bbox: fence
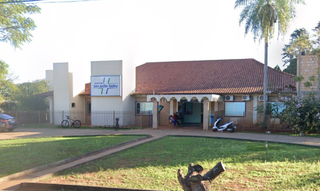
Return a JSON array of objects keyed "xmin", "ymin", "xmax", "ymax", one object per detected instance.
[
  {"xmin": 1, "ymin": 110, "xmax": 292, "ymax": 132},
  {"xmin": 3, "ymin": 111, "xmax": 51, "ymax": 125}
]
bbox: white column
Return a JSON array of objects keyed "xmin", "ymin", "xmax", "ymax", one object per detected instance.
[
  {"xmin": 203, "ymin": 99, "xmax": 210, "ymax": 131},
  {"xmin": 175, "ymin": 100, "xmax": 179, "ymax": 113},
  {"xmin": 214, "ymin": 101, "xmax": 218, "ymax": 111},
  {"xmin": 170, "ymin": 99, "xmax": 174, "ymax": 115},
  {"xmin": 152, "ymin": 99, "xmax": 158, "ymax": 129},
  {"xmin": 208, "ymin": 101, "xmax": 212, "ymax": 126},
  {"xmin": 253, "ymin": 95, "xmax": 258, "ymax": 124}
]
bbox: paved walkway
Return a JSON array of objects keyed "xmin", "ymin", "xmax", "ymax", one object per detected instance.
[{"xmin": 1, "ymin": 127, "xmax": 320, "ymax": 190}]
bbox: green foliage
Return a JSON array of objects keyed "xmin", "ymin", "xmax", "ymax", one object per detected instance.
[
  {"xmin": 274, "ymin": 65, "xmax": 281, "ymax": 71},
  {"xmin": 280, "ymin": 93, "xmax": 320, "ymax": 134},
  {"xmin": 286, "ymin": 28, "xmax": 312, "ymax": 56},
  {"xmin": 283, "ymin": 58, "xmax": 297, "ymax": 75},
  {"xmin": 0, "ymin": 1, "xmax": 41, "ymax": 103},
  {"xmin": 255, "ymin": 102, "xmax": 283, "ymax": 128},
  {"xmin": 0, "ymin": 101, "xmax": 18, "ymax": 112},
  {"xmin": 283, "ymin": 22, "xmax": 320, "ymax": 71},
  {"xmin": 235, "ymin": 0, "xmax": 304, "ymax": 127},
  {"xmin": 47, "ymin": 137, "xmax": 320, "ymax": 190},
  {"xmin": 235, "ymin": 0, "xmax": 304, "ymax": 42},
  {"xmin": 0, "ymin": 135, "xmax": 144, "ymax": 178},
  {"xmin": 0, "ymin": 1, "xmax": 41, "ymax": 49},
  {"xmin": 14, "ymin": 79, "xmax": 49, "ymax": 111},
  {"xmin": 0, "ymin": 60, "xmax": 9, "ymax": 80},
  {"xmin": 0, "ymin": 60, "xmax": 17, "ymax": 101},
  {"xmin": 278, "ymin": 74, "xmax": 320, "ymax": 134},
  {"xmin": 293, "ymin": 75, "xmax": 304, "ymax": 82},
  {"xmin": 312, "ymin": 21, "xmax": 320, "ymax": 51}
]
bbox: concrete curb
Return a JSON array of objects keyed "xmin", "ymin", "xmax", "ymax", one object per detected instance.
[
  {"xmin": 19, "ymin": 182, "xmax": 160, "ymax": 191},
  {"xmin": 0, "ymin": 134, "xmax": 152, "ymax": 183}
]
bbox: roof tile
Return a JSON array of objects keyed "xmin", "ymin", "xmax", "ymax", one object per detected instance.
[{"xmin": 134, "ymin": 59, "xmax": 295, "ymax": 94}]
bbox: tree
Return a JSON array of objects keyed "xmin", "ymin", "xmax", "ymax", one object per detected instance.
[
  {"xmin": 280, "ymin": 76, "xmax": 320, "ymax": 135},
  {"xmin": 311, "ymin": 21, "xmax": 320, "ymax": 54},
  {"xmin": 14, "ymin": 79, "xmax": 49, "ymax": 111},
  {"xmin": 235, "ymin": 0, "xmax": 304, "ymax": 128},
  {"xmin": 274, "ymin": 65, "xmax": 281, "ymax": 71},
  {"xmin": 0, "ymin": 1, "xmax": 41, "ymax": 49},
  {"xmin": 0, "ymin": 1, "xmax": 41, "ymax": 102},
  {"xmin": 285, "ymin": 28, "xmax": 312, "ymax": 97},
  {"xmin": 283, "ymin": 58, "xmax": 296, "ymax": 75},
  {"xmin": 0, "ymin": 60, "xmax": 17, "ymax": 101}
]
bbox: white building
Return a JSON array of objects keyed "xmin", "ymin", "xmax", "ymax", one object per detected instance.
[
  {"xmin": 45, "ymin": 59, "xmax": 295, "ymax": 131},
  {"xmin": 46, "ymin": 60, "xmax": 135, "ymax": 127}
]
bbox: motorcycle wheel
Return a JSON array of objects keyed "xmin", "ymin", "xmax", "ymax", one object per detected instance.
[
  {"xmin": 212, "ymin": 128, "xmax": 217, "ymax": 132},
  {"xmin": 227, "ymin": 125, "xmax": 235, "ymax": 132}
]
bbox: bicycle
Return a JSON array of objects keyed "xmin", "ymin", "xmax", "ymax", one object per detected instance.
[
  {"xmin": 61, "ymin": 115, "xmax": 81, "ymax": 128},
  {"xmin": 115, "ymin": 117, "xmax": 119, "ymax": 131}
]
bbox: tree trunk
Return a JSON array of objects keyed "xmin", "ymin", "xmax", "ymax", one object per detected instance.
[
  {"xmin": 263, "ymin": 40, "xmax": 269, "ymax": 129},
  {"xmin": 177, "ymin": 162, "xmax": 225, "ymax": 191}
]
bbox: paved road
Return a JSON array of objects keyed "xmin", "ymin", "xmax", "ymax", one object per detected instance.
[
  {"xmin": 1, "ymin": 127, "xmax": 320, "ymax": 190},
  {"xmin": 1, "ymin": 127, "xmax": 320, "ymax": 147}
]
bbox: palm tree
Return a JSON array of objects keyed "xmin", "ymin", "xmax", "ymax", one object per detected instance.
[{"xmin": 235, "ymin": 0, "xmax": 304, "ymax": 128}]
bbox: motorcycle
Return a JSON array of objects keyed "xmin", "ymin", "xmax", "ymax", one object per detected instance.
[{"xmin": 212, "ymin": 117, "xmax": 236, "ymax": 132}]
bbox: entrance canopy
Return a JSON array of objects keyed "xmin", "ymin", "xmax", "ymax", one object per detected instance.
[{"xmin": 146, "ymin": 94, "xmax": 221, "ymax": 102}]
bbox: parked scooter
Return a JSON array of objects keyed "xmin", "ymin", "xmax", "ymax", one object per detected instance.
[{"xmin": 212, "ymin": 117, "xmax": 236, "ymax": 132}]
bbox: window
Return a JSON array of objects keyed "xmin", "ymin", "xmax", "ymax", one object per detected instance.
[
  {"xmin": 268, "ymin": 102, "xmax": 286, "ymax": 116},
  {"xmin": 225, "ymin": 102, "xmax": 245, "ymax": 116},
  {"xmin": 136, "ymin": 102, "xmax": 153, "ymax": 115}
]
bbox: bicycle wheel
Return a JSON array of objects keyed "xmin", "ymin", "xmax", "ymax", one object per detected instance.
[
  {"xmin": 61, "ymin": 120, "xmax": 69, "ymax": 128},
  {"xmin": 115, "ymin": 123, "xmax": 119, "ymax": 131},
  {"xmin": 73, "ymin": 120, "xmax": 81, "ymax": 128}
]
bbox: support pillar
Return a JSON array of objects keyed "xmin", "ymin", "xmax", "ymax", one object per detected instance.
[
  {"xmin": 203, "ymin": 99, "xmax": 210, "ymax": 131},
  {"xmin": 152, "ymin": 99, "xmax": 158, "ymax": 129},
  {"xmin": 214, "ymin": 101, "xmax": 218, "ymax": 112},
  {"xmin": 174, "ymin": 99, "xmax": 179, "ymax": 113},
  {"xmin": 170, "ymin": 99, "xmax": 174, "ymax": 115},
  {"xmin": 253, "ymin": 95, "xmax": 258, "ymax": 125}
]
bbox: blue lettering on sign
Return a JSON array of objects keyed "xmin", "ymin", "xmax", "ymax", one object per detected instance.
[{"xmin": 93, "ymin": 77, "xmax": 119, "ymax": 95}]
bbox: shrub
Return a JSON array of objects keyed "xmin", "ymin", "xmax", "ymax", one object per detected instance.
[{"xmin": 280, "ymin": 93, "xmax": 320, "ymax": 134}]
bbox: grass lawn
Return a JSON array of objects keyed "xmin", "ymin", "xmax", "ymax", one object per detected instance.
[
  {"xmin": 42, "ymin": 136, "xmax": 320, "ymax": 191},
  {"xmin": 0, "ymin": 135, "xmax": 144, "ymax": 178}
]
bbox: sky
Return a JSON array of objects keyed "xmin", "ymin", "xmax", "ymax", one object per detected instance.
[{"xmin": 1, "ymin": 0, "xmax": 319, "ymax": 94}]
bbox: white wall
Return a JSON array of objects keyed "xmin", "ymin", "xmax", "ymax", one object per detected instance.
[
  {"xmin": 46, "ymin": 96, "xmax": 53, "ymax": 124},
  {"xmin": 52, "ymin": 63, "xmax": 71, "ymax": 125},
  {"xmin": 122, "ymin": 60, "xmax": 135, "ymax": 112},
  {"xmin": 90, "ymin": 60, "xmax": 135, "ymax": 126},
  {"xmin": 45, "ymin": 62, "xmax": 87, "ymax": 125},
  {"xmin": 45, "ymin": 70, "xmax": 54, "ymax": 91}
]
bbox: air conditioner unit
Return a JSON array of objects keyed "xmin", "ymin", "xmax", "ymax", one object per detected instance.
[
  {"xmin": 242, "ymin": 95, "xmax": 250, "ymax": 101},
  {"xmin": 258, "ymin": 95, "xmax": 268, "ymax": 101},
  {"xmin": 225, "ymin": 95, "xmax": 234, "ymax": 101}
]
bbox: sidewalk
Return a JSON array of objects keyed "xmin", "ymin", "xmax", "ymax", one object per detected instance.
[{"xmin": 1, "ymin": 127, "xmax": 320, "ymax": 190}]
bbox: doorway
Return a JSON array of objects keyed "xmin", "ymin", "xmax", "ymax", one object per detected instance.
[
  {"xmin": 85, "ymin": 97, "xmax": 91, "ymax": 125},
  {"xmin": 178, "ymin": 101, "xmax": 202, "ymax": 125}
]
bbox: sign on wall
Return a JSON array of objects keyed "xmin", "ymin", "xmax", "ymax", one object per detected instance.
[{"xmin": 91, "ymin": 75, "xmax": 121, "ymax": 96}]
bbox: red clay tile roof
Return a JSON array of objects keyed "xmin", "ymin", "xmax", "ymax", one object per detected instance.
[
  {"xmin": 79, "ymin": 83, "xmax": 91, "ymax": 96},
  {"xmin": 134, "ymin": 59, "xmax": 295, "ymax": 95},
  {"xmin": 36, "ymin": 91, "xmax": 54, "ymax": 97}
]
